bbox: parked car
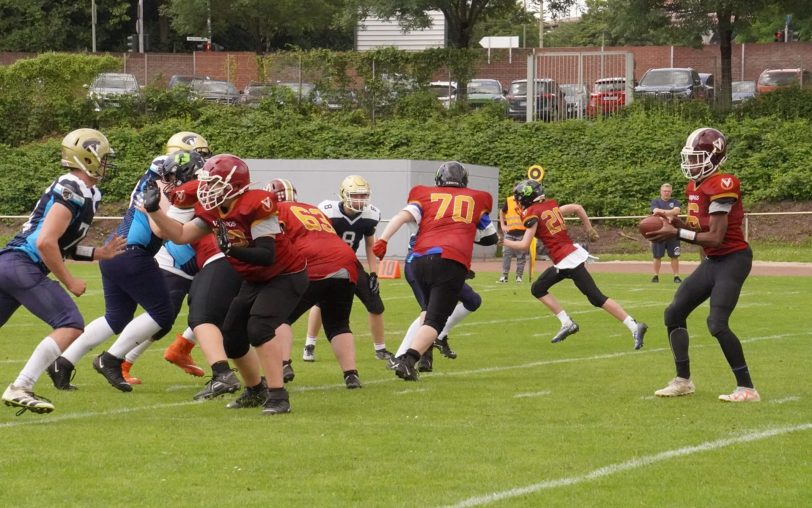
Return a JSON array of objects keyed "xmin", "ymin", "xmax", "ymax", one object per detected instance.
[
  {"xmin": 240, "ymin": 82, "xmax": 275, "ymax": 106},
  {"xmin": 506, "ymin": 79, "xmax": 565, "ymax": 121},
  {"xmin": 87, "ymin": 72, "xmax": 140, "ymax": 111},
  {"xmin": 634, "ymin": 67, "xmax": 706, "ymax": 101},
  {"xmin": 756, "ymin": 68, "xmax": 811, "ymax": 94},
  {"xmin": 167, "ymin": 75, "xmax": 210, "ymax": 89},
  {"xmin": 190, "ymin": 79, "xmax": 240, "ymax": 104},
  {"xmin": 586, "ymin": 77, "xmax": 627, "ymax": 118},
  {"xmin": 560, "ymin": 83, "xmax": 589, "ymax": 118},
  {"xmin": 731, "ymin": 80, "xmax": 756, "ymax": 104},
  {"xmin": 466, "ymin": 79, "xmax": 507, "ymax": 111},
  {"xmin": 699, "ymin": 73, "xmax": 715, "ymax": 102},
  {"xmin": 428, "ymin": 81, "xmax": 456, "ymax": 108}
]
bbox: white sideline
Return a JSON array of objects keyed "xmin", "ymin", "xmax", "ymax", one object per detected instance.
[{"xmin": 443, "ymin": 423, "xmax": 812, "ymax": 508}]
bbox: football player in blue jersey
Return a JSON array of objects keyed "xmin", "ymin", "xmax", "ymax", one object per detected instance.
[
  {"xmin": 1, "ymin": 128, "xmax": 124, "ymax": 414},
  {"xmin": 302, "ymin": 175, "xmax": 393, "ymax": 363},
  {"xmin": 47, "ymin": 149, "xmax": 198, "ymax": 393}
]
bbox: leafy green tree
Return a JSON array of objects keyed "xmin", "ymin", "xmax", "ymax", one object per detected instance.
[{"xmin": 0, "ymin": 0, "xmax": 130, "ymax": 52}]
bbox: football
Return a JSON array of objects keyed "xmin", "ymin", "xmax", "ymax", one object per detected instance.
[{"xmin": 638, "ymin": 215, "xmax": 666, "ymax": 236}]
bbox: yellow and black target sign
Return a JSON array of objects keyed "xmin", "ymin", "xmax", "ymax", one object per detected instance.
[{"xmin": 527, "ymin": 164, "xmax": 545, "ymax": 182}]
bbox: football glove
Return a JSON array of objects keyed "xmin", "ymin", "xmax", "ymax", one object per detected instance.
[
  {"xmin": 466, "ymin": 270, "xmax": 476, "ymax": 280},
  {"xmin": 142, "ymin": 181, "xmax": 162, "ymax": 213},
  {"xmin": 372, "ymin": 239, "xmax": 387, "ymax": 259},
  {"xmin": 587, "ymin": 227, "xmax": 600, "ymax": 242},
  {"xmin": 215, "ymin": 219, "xmax": 232, "ymax": 254},
  {"xmin": 368, "ymin": 272, "xmax": 380, "ymax": 295}
]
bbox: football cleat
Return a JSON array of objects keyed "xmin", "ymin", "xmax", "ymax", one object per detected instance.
[
  {"xmin": 633, "ymin": 322, "xmax": 648, "ymax": 350},
  {"xmin": 262, "ymin": 389, "xmax": 291, "ymax": 415},
  {"xmin": 164, "ymin": 335, "xmax": 204, "ymax": 377},
  {"xmin": 3, "ymin": 384, "xmax": 55, "ymax": 415},
  {"xmin": 121, "ymin": 360, "xmax": 142, "ymax": 385},
  {"xmin": 417, "ymin": 349, "xmax": 433, "ymax": 373},
  {"xmin": 226, "ymin": 379, "xmax": 268, "ymax": 409},
  {"xmin": 393, "ymin": 356, "xmax": 419, "ymax": 381},
  {"xmin": 432, "ymin": 337, "xmax": 457, "ymax": 359},
  {"xmin": 655, "ymin": 377, "xmax": 695, "ymax": 397},
  {"xmin": 283, "ymin": 362, "xmax": 295, "ymax": 383},
  {"xmin": 551, "ymin": 322, "xmax": 579, "ymax": 343},
  {"xmin": 344, "ymin": 373, "xmax": 362, "ymax": 389},
  {"xmin": 651, "ymin": 275, "xmax": 659, "ymax": 283},
  {"xmin": 302, "ymin": 344, "xmax": 316, "ymax": 362},
  {"xmin": 674, "ymin": 276, "xmax": 682, "ymax": 283},
  {"xmin": 193, "ymin": 370, "xmax": 241, "ymax": 400},
  {"xmin": 374, "ymin": 348, "xmax": 394, "ymax": 361},
  {"xmin": 719, "ymin": 387, "xmax": 761, "ymax": 403},
  {"xmin": 47, "ymin": 356, "xmax": 78, "ymax": 391},
  {"xmin": 497, "ymin": 276, "xmax": 508, "ymax": 283},
  {"xmin": 515, "ymin": 276, "xmax": 523, "ymax": 283},
  {"xmin": 93, "ymin": 352, "xmax": 132, "ymax": 392}
]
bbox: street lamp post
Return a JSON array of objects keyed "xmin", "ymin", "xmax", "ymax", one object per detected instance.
[{"xmin": 91, "ymin": 0, "xmax": 97, "ymax": 52}]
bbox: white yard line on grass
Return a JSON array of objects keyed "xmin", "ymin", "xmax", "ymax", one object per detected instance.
[
  {"xmin": 513, "ymin": 390, "xmax": 551, "ymax": 398},
  {"xmin": 443, "ymin": 423, "xmax": 812, "ymax": 508}
]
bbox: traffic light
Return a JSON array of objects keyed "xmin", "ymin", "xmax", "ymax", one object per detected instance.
[{"xmin": 127, "ymin": 34, "xmax": 135, "ymax": 52}]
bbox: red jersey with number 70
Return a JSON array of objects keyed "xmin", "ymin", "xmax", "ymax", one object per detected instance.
[
  {"xmin": 407, "ymin": 185, "xmax": 493, "ymax": 269},
  {"xmin": 685, "ymin": 172, "xmax": 748, "ymax": 257},
  {"xmin": 522, "ymin": 199, "xmax": 577, "ymax": 264},
  {"xmin": 276, "ymin": 201, "xmax": 358, "ymax": 283},
  {"xmin": 194, "ymin": 189, "xmax": 305, "ymax": 283}
]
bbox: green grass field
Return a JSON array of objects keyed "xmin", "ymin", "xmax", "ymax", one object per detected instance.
[{"xmin": 2, "ymin": 265, "xmax": 810, "ymax": 507}]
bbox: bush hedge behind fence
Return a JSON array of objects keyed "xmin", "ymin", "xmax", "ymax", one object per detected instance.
[{"xmin": 0, "ymin": 54, "xmax": 811, "ymax": 217}]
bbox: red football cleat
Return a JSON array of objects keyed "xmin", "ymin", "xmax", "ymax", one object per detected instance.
[{"xmin": 121, "ymin": 360, "xmax": 142, "ymax": 385}]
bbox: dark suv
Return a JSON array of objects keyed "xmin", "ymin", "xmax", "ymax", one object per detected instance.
[
  {"xmin": 634, "ymin": 68, "xmax": 707, "ymax": 101},
  {"xmin": 507, "ymin": 79, "xmax": 565, "ymax": 121}
]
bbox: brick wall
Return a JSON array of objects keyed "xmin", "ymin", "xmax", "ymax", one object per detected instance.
[{"xmin": 1, "ymin": 42, "xmax": 809, "ymax": 90}]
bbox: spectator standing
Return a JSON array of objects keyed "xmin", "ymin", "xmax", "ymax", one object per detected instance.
[
  {"xmin": 650, "ymin": 183, "xmax": 682, "ymax": 283},
  {"xmin": 498, "ymin": 194, "xmax": 529, "ymax": 283}
]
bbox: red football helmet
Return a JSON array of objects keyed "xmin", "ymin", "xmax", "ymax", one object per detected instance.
[
  {"xmin": 196, "ymin": 154, "xmax": 251, "ymax": 210},
  {"xmin": 264, "ymin": 178, "xmax": 297, "ymax": 202},
  {"xmin": 680, "ymin": 127, "xmax": 727, "ymax": 181}
]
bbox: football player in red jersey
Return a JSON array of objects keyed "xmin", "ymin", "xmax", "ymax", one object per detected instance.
[
  {"xmin": 142, "ymin": 154, "xmax": 308, "ymax": 415},
  {"xmin": 504, "ymin": 179, "xmax": 648, "ymax": 350},
  {"xmin": 373, "ymin": 161, "xmax": 497, "ymax": 381},
  {"xmin": 647, "ymin": 127, "xmax": 759, "ymax": 402},
  {"xmin": 261, "ymin": 179, "xmax": 364, "ymax": 392}
]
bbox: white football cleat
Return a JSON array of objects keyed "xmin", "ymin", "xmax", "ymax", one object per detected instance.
[
  {"xmin": 654, "ymin": 377, "xmax": 695, "ymax": 397},
  {"xmin": 3, "ymin": 384, "xmax": 55, "ymax": 414},
  {"xmin": 719, "ymin": 387, "xmax": 760, "ymax": 402}
]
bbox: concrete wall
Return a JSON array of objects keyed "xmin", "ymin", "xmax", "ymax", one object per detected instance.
[{"xmin": 245, "ymin": 159, "xmax": 500, "ymax": 260}]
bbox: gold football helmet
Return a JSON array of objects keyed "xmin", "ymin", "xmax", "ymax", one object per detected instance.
[
  {"xmin": 60, "ymin": 128, "xmax": 114, "ymax": 180},
  {"xmin": 339, "ymin": 175, "xmax": 371, "ymax": 213},
  {"xmin": 165, "ymin": 131, "xmax": 211, "ymax": 158}
]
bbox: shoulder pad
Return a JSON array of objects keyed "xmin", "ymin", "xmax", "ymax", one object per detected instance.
[{"xmin": 360, "ymin": 206, "xmax": 381, "ymax": 221}]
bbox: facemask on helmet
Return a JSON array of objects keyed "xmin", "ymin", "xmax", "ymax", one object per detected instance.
[
  {"xmin": 435, "ymin": 161, "xmax": 468, "ymax": 188},
  {"xmin": 166, "ymin": 131, "xmax": 211, "ymax": 159},
  {"xmin": 680, "ymin": 127, "xmax": 727, "ymax": 181},
  {"xmin": 265, "ymin": 178, "xmax": 297, "ymax": 202},
  {"xmin": 196, "ymin": 154, "xmax": 251, "ymax": 210},
  {"xmin": 339, "ymin": 175, "xmax": 371, "ymax": 213},
  {"xmin": 61, "ymin": 128, "xmax": 115, "ymax": 180}
]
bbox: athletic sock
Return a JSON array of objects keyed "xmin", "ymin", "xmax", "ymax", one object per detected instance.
[
  {"xmin": 14, "ymin": 336, "xmax": 62, "ymax": 390},
  {"xmin": 732, "ymin": 365, "xmax": 754, "ymax": 389},
  {"xmin": 622, "ymin": 316, "xmax": 638, "ymax": 333},
  {"xmin": 125, "ymin": 338, "xmax": 155, "ymax": 364},
  {"xmin": 108, "ymin": 313, "xmax": 162, "ymax": 359},
  {"xmin": 396, "ymin": 316, "xmax": 422, "ymax": 357},
  {"xmin": 62, "ymin": 317, "xmax": 115, "ymax": 365},
  {"xmin": 211, "ymin": 360, "xmax": 231, "ymax": 376},
  {"xmin": 669, "ymin": 327, "xmax": 691, "ymax": 379},
  {"xmin": 305, "ymin": 336, "xmax": 318, "ymax": 347},
  {"xmin": 556, "ymin": 311, "xmax": 573, "ymax": 327},
  {"xmin": 439, "ymin": 302, "xmax": 471, "ymax": 339}
]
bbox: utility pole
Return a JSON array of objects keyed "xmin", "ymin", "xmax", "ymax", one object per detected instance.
[
  {"xmin": 137, "ymin": 0, "xmax": 144, "ymax": 53},
  {"xmin": 91, "ymin": 0, "xmax": 97, "ymax": 52},
  {"xmin": 538, "ymin": 0, "xmax": 544, "ymax": 48},
  {"xmin": 207, "ymin": 0, "xmax": 213, "ymax": 50}
]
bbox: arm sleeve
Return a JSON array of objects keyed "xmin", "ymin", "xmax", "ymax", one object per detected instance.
[{"xmin": 227, "ymin": 236, "xmax": 276, "ymax": 265}]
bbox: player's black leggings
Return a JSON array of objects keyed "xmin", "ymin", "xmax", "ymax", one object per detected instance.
[
  {"xmin": 664, "ymin": 247, "xmax": 752, "ymax": 372},
  {"xmin": 531, "ymin": 263, "xmax": 608, "ymax": 308}
]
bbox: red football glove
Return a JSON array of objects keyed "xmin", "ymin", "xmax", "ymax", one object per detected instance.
[{"xmin": 372, "ymin": 239, "xmax": 388, "ymax": 259}]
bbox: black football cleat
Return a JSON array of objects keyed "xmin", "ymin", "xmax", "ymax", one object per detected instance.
[
  {"xmin": 282, "ymin": 362, "xmax": 295, "ymax": 383},
  {"xmin": 393, "ymin": 356, "xmax": 419, "ymax": 381},
  {"xmin": 47, "ymin": 356, "xmax": 78, "ymax": 391},
  {"xmin": 344, "ymin": 373, "xmax": 362, "ymax": 389},
  {"xmin": 226, "ymin": 379, "xmax": 268, "ymax": 409},
  {"xmin": 92, "ymin": 352, "xmax": 132, "ymax": 392},
  {"xmin": 193, "ymin": 370, "xmax": 241, "ymax": 400},
  {"xmin": 432, "ymin": 337, "xmax": 457, "ymax": 359},
  {"xmin": 262, "ymin": 388, "xmax": 291, "ymax": 415},
  {"xmin": 417, "ymin": 349, "xmax": 433, "ymax": 373}
]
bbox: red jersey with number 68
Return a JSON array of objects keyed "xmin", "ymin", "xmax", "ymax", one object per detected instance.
[
  {"xmin": 276, "ymin": 201, "xmax": 358, "ymax": 283},
  {"xmin": 406, "ymin": 185, "xmax": 493, "ymax": 269},
  {"xmin": 685, "ymin": 172, "xmax": 748, "ymax": 257},
  {"xmin": 194, "ymin": 189, "xmax": 305, "ymax": 283},
  {"xmin": 522, "ymin": 199, "xmax": 577, "ymax": 264}
]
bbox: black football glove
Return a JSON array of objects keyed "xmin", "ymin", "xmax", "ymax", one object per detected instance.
[
  {"xmin": 142, "ymin": 181, "xmax": 162, "ymax": 213},
  {"xmin": 368, "ymin": 272, "xmax": 380, "ymax": 295},
  {"xmin": 466, "ymin": 269, "xmax": 476, "ymax": 280},
  {"xmin": 215, "ymin": 219, "xmax": 232, "ymax": 254}
]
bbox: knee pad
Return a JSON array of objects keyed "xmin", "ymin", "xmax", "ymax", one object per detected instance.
[
  {"xmin": 246, "ymin": 316, "xmax": 284, "ymax": 347},
  {"xmin": 462, "ymin": 291, "xmax": 482, "ymax": 312},
  {"xmin": 151, "ymin": 325, "xmax": 174, "ymax": 341},
  {"xmin": 422, "ymin": 317, "xmax": 444, "ymax": 335},
  {"xmin": 223, "ymin": 332, "xmax": 250, "ymax": 359},
  {"xmin": 530, "ymin": 278, "xmax": 550, "ymax": 298},
  {"xmin": 586, "ymin": 292, "xmax": 607, "ymax": 308},
  {"xmin": 706, "ymin": 315, "xmax": 730, "ymax": 338},
  {"xmin": 363, "ymin": 296, "xmax": 385, "ymax": 315},
  {"xmin": 324, "ymin": 323, "xmax": 352, "ymax": 341},
  {"xmin": 664, "ymin": 303, "xmax": 686, "ymax": 329}
]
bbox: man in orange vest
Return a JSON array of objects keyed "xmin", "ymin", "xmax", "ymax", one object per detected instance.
[{"xmin": 499, "ymin": 194, "xmax": 529, "ymax": 283}]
